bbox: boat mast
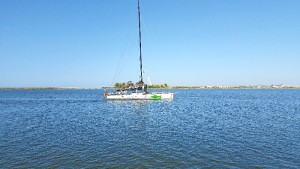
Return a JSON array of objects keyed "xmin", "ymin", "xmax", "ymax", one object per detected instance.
[{"xmin": 138, "ymin": 0, "xmax": 143, "ymax": 84}]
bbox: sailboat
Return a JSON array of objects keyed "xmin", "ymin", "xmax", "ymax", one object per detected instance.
[{"xmin": 104, "ymin": 0, "xmax": 173, "ymax": 100}]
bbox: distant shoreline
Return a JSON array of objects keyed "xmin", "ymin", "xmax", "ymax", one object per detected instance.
[
  {"xmin": 1, "ymin": 86, "xmax": 299, "ymax": 90},
  {"xmin": 0, "ymin": 87, "xmax": 85, "ymax": 90},
  {"xmin": 169, "ymin": 86, "xmax": 300, "ymax": 90}
]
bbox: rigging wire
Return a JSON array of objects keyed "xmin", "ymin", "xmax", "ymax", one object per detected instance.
[
  {"xmin": 111, "ymin": 29, "xmax": 136, "ymax": 87},
  {"xmin": 140, "ymin": 14, "xmax": 156, "ymax": 74},
  {"xmin": 141, "ymin": 15, "xmax": 155, "ymax": 55}
]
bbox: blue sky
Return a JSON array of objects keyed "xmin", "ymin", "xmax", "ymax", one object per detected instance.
[{"xmin": 1, "ymin": 0, "xmax": 299, "ymax": 88}]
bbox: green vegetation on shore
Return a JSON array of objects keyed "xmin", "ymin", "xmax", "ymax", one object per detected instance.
[
  {"xmin": 113, "ymin": 81, "xmax": 169, "ymax": 89},
  {"xmin": 148, "ymin": 83, "xmax": 168, "ymax": 89}
]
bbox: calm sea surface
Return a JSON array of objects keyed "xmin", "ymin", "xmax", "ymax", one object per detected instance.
[{"xmin": 0, "ymin": 89, "xmax": 299, "ymax": 168}]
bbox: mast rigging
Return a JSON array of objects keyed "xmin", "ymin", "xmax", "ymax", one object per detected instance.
[{"xmin": 138, "ymin": 0, "xmax": 143, "ymax": 84}]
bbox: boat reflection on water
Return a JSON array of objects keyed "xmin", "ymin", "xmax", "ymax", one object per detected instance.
[{"xmin": 105, "ymin": 98, "xmax": 173, "ymax": 106}]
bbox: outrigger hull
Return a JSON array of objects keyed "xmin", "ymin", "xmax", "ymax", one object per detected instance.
[{"xmin": 105, "ymin": 92, "xmax": 173, "ymax": 100}]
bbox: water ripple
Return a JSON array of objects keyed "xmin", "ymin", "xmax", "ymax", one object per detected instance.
[{"xmin": 0, "ymin": 89, "xmax": 300, "ymax": 168}]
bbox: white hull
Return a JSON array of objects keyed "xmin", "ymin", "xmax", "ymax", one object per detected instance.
[{"xmin": 105, "ymin": 92, "xmax": 173, "ymax": 100}]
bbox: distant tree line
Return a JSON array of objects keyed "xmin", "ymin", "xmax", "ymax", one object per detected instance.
[
  {"xmin": 148, "ymin": 83, "xmax": 168, "ymax": 88},
  {"xmin": 114, "ymin": 81, "xmax": 135, "ymax": 89},
  {"xmin": 114, "ymin": 81, "xmax": 169, "ymax": 89},
  {"xmin": 114, "ymin": 82, "xmax": 126, "ymax": 89}
]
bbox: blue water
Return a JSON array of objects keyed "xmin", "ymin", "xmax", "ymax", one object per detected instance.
[{"xmin": 0, "ymin": 89, "xmax": 299, "ymax": 168}]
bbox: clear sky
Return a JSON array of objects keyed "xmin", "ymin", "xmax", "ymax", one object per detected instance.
[{"xmin": 1, "ymin": 0, "xmax": 300, "ymax": 88}]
